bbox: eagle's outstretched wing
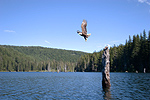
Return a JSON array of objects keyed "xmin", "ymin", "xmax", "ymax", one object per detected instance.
[{"xmin": 81, "ymin": 20, "xmax": 87, "ymax": 35}]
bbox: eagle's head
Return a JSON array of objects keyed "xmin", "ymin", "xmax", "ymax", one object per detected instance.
[
  {"xmin": 77, "ymin": 30, "xmax": 80, "ymax": 33},
  {"xmin": 77, "ymin": 30, "xmax": 82, "ymax": 35}
]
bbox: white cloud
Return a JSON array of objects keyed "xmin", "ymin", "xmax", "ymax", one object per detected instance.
[
  {"xmin": 138, "ymin": 0, "xmax": 150, "ymax": 5},
  {"xmin": 45, "ymin": 40, "xmax": 51, "ymax": 44},
  {"xmin": 138, "ymin": 0, "xmax": 147, "ymax": 3},
  {"xmin": 146, "ymin": 1, "xmax": 150, "ymax": 5},
  {"xmin": 4, "ymin": 30, "xmax": 16, "ymax": 33}
]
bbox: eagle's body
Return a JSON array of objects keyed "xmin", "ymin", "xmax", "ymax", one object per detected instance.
[{"xmin": 77, "ymin": 20, "xmax": 91, "ymax": 41}]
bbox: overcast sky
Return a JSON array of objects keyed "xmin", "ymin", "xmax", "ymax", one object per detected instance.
[{"xmin": 0, "ymin": 0, "xmax": 150, "ymax": 53}]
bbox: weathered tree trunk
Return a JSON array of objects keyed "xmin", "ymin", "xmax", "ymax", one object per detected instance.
[
  {"xmin": 48, "ymin": 62, "xmax": 51, "ymax": 72},
  {"xmin": 102, "ymin": 46, "xmax": 111, "ymax": 88}
]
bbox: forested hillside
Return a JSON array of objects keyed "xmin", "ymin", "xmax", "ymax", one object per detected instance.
[
  {"xmin": 75, "ymin": 30, "xmax": 150, "ymax": 73},
  {"xmin": 0, "ymin": 45, "xmax": 86, "ymax": 72},
  {"xmin": 1, "ymin": 30, "xmax": 150, "ymax": 72}
]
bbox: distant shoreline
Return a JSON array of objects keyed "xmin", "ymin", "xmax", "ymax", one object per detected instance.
[{"xmin": 0, "ymin": 71, "xmax": 149, "ymax": 73}]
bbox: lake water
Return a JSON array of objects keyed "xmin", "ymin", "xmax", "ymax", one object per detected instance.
[{"xmin": 0, "ymin": 72, "xmax": 150, "ymax": 100}]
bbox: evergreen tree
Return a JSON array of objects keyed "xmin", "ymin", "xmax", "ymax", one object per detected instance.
[
  {"xmin": 148, "ymin": 31, "xmax": 150, "ymax": 72},
  {"xmin": 75, "ymin": 30, "xmax": 150, "ymax": 73}
]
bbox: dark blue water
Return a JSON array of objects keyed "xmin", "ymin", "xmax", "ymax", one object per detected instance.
[{"xmin": 0, "ymin": 72, "xmax": 150, "ymax": 100}]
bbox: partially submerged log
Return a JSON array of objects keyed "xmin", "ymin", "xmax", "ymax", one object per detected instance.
[{"xmin": 102, "ymin": 46, "xmax": 111, "ymax": 88}]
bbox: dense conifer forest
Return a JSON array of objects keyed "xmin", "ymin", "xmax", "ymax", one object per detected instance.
[
  {"xmin": 0, "ymin": 45, "xmax": 86, "ymax": 72},
  {"xmin": 75, "ymin": 30, "xmax": 150, "ymax": 73},
  {"xmin": 1, "ymin": 30, "xmax": 150, "ymax": 73}
]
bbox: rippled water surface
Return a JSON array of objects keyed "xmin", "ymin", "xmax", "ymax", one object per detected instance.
[{"xmin": 0, "ymin": 72, "xmax": 150, "ymax": 99}]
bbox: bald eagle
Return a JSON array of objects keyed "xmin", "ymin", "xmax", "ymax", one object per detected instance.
[{"xmin": 77, "ymin": 20, "xmax": 91, "ymax": 41}]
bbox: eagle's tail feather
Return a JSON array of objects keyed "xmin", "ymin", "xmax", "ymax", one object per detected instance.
[{"xmin": 87, "ymin": 33, "xmax": 91, "ymax": 37}]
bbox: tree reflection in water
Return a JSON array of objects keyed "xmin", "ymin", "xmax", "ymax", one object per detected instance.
[{"xmin": 102, "ymin": 87, "xmax": 111, "ymax": 100}]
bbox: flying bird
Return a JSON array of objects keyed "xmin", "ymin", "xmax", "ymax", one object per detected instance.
[{"xmin": 77, "ymin": 20, "xmax": 91, "ymax": 41}]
